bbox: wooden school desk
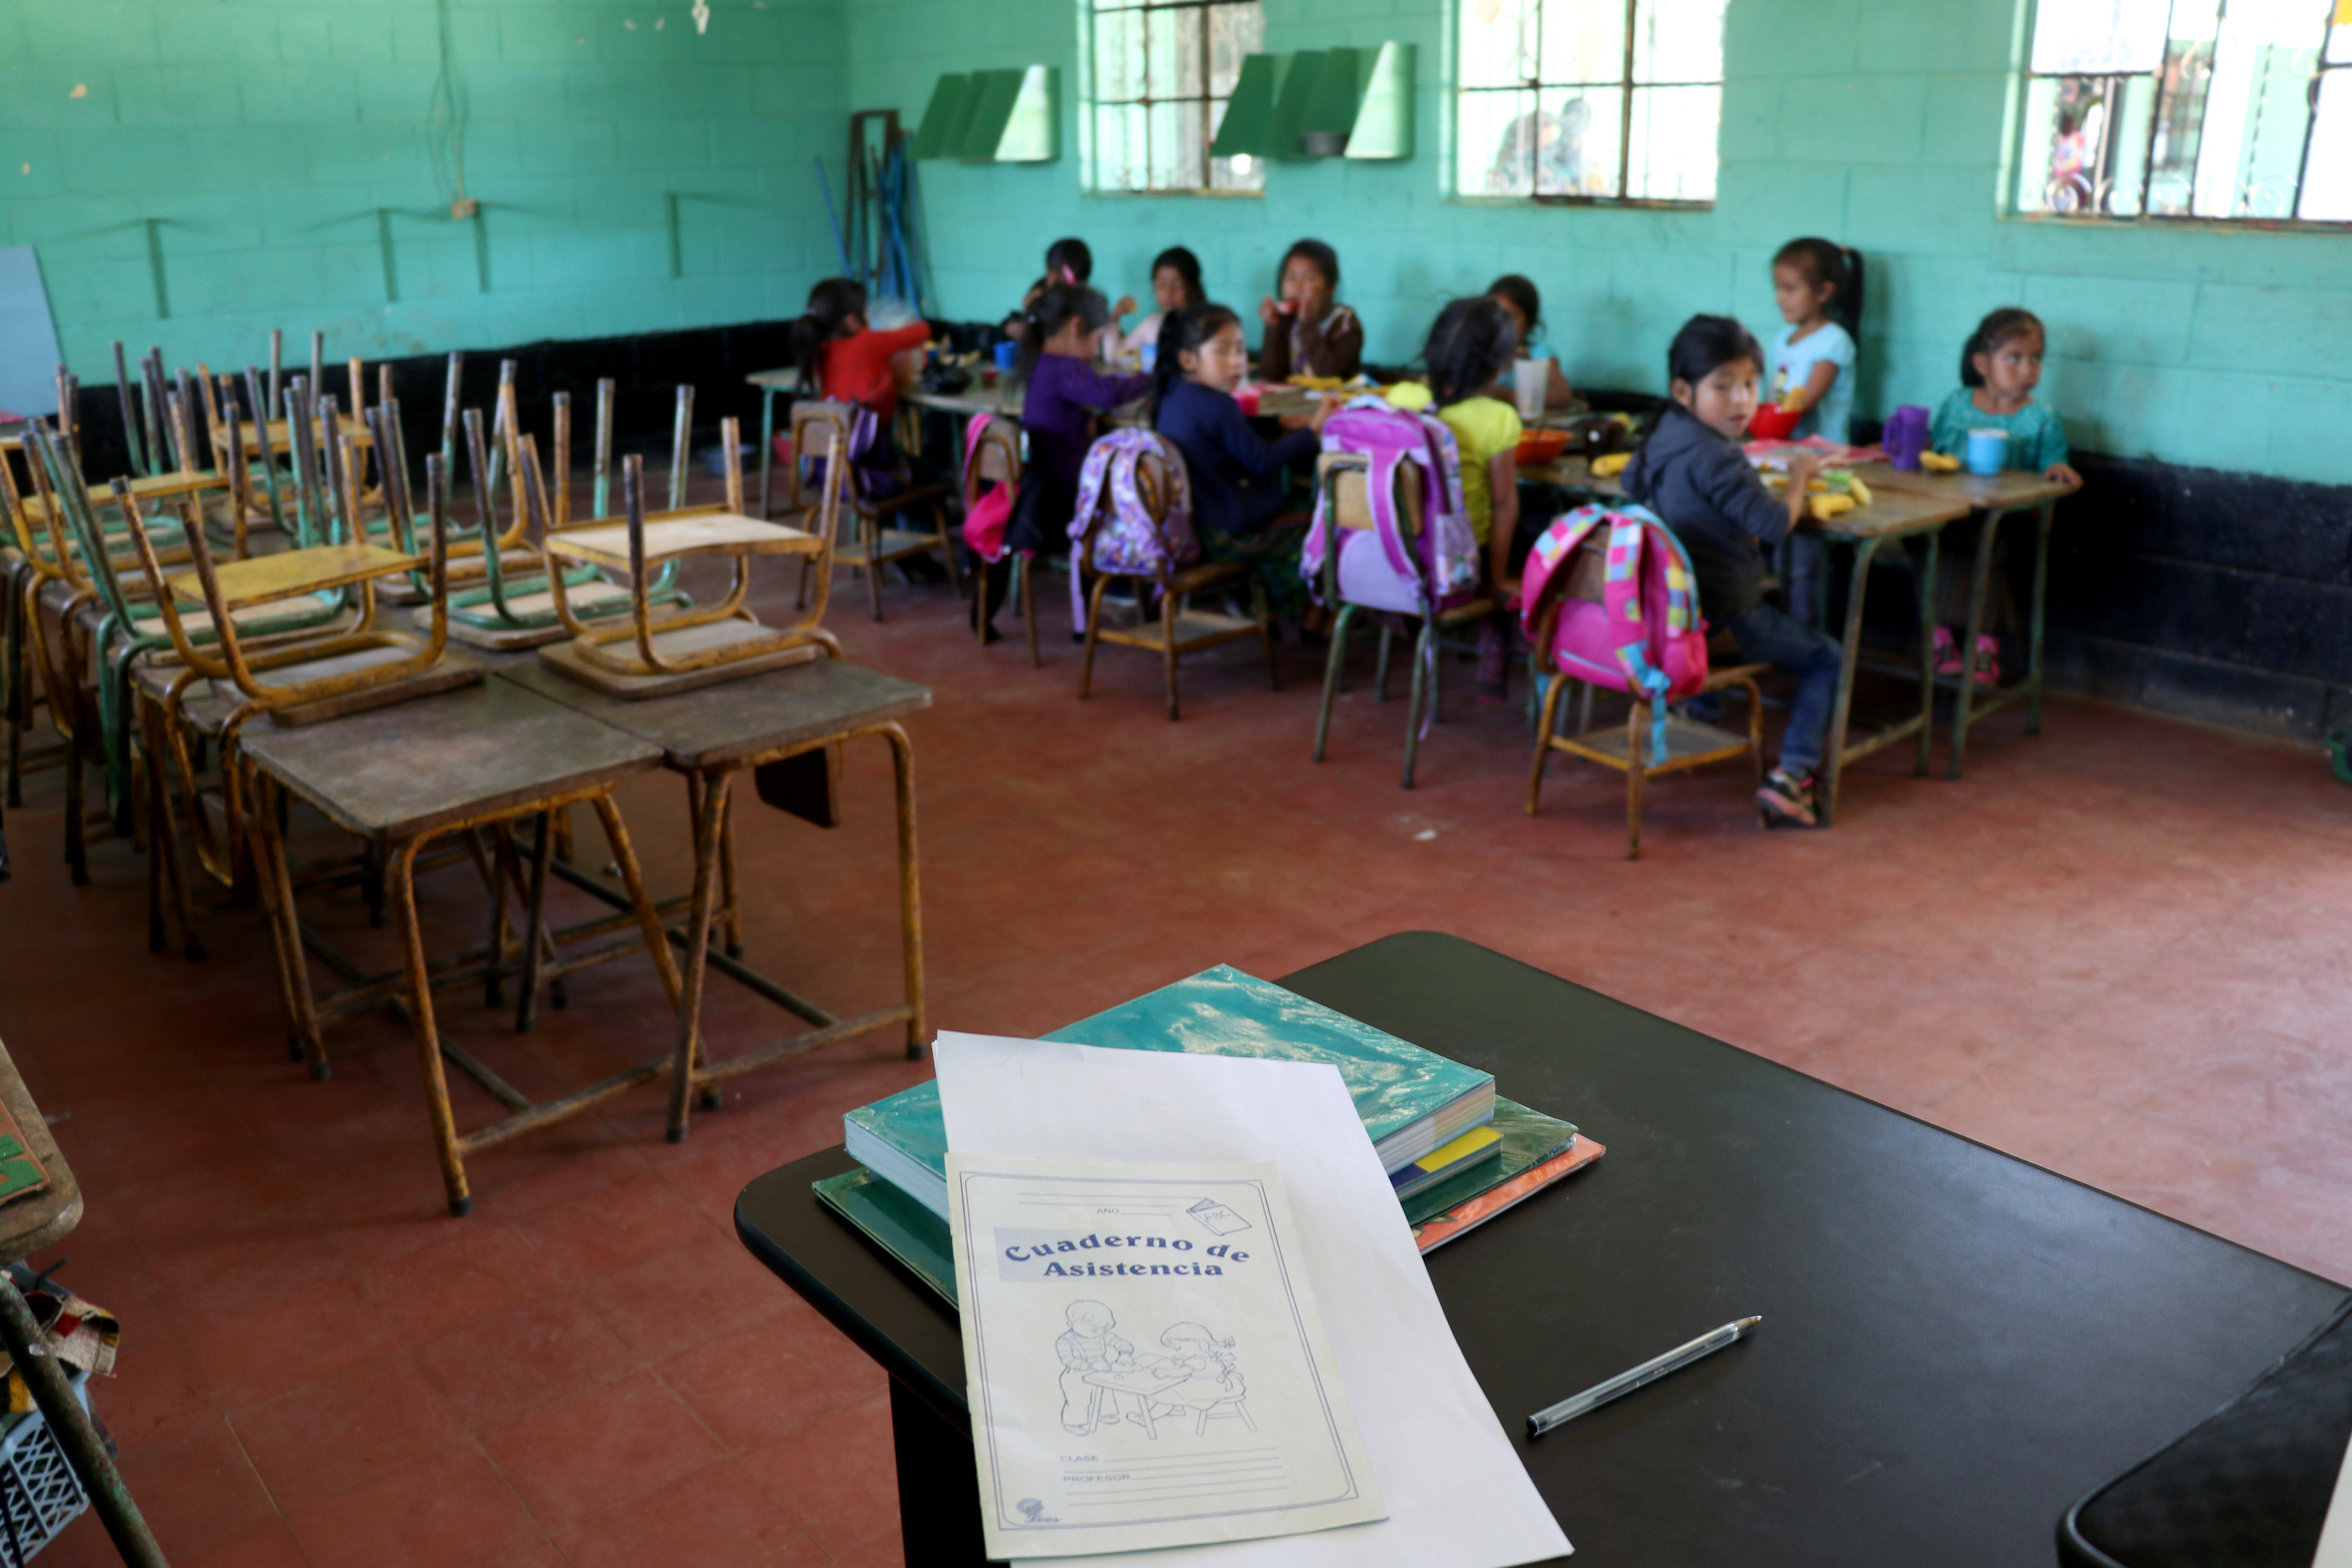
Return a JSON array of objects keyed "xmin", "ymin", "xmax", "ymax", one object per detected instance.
[
  {"xmin": 496, "ymin": 657, "xmax": 930, "ymax": 1143},
  {"xmin": 1517, "ymin": 457, "xmax": 1969, "ymax": 826},
  {"xmin": 237, "ymin": 678, "xmax": 682, "ymax": 1214},
  {"xmin": 735, "ymin": 932, "xmax": 2346, "ymax": 1567},
  {"xmin": 1853, "ymin": 463, "xmax": 2078, "ymax": 780}
]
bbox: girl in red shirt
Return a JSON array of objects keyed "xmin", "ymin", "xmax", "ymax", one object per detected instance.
[{"xmin": 790, "ymin": 278, "xmax": 931, "ymax": 422}]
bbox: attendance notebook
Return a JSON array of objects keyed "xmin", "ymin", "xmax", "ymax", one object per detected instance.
[
  {"xmin": 843, "ymin": 964, "xmax": 1496, "ymax": 1220},
  {"xmin": 819, "ymin": 1096, "xmax": 1595, "ymax": 1309}
]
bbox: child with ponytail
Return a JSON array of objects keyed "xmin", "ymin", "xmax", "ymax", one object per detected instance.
[{"xmin": 790, "ymin": 278, "xmax": 932, "ymax": 423}]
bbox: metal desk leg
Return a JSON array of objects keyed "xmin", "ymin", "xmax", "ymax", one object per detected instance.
[
  {"xmin": 0, "ymin": 1278, "xmax": 167, "ymax": 1568},
  {"xmin": 250, "ymin": 777, "xmax": 328, "ymax": 1078},
  {"xmin": 1915, "ymin": 529, "xmax": 1940, "ymax": 777},
  {"xmin": 757, "ymin": 387, "xmax": 778, "ymax": 521},
  {"xmin": 388, "ymin": 832, "xmax": 474, "ymax": 1216},
  {"xmin": 1949, "ymin": 506, "xmax": 2010, "ymax": 781},
  {"xmin": 885, "ymin": 722, "xmax": 926, "ymax": 1060},
  {"xmin": 666, "ymin": 771, "xmax": 733, "ymax": 1143},
  {"xmin": 2026, "ymin": 501, "xmax": 2055, "ymax": 736},
  {"xmin": 1817, "ymin": 536, "xmax": 1881, "ymax": 829}
]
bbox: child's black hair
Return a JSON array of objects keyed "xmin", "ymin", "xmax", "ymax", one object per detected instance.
[
  {"xmin": 1152, "ymin": 246, "xmax": 1206, "ymax": 306},
  {"xmin": 1960, "ymin": 307, "xmax": 2045, "ymax": 388},
  {"xmin": 1015, "ymin": 283, "xmax": 1111, "ymax": 382},
  {"xmin": 1665, "ymin": 313, "xmax": 1764, "ymax": 391},
  {"xmin": 1044, "ymin": 238, "xmax": 1093, "ymax": 287},
  {"xmin": 790, "ymin": 278, "xmax": 868, "ymax": 392},
  {"xmin": 1423, "ymin": 296, "xmax": 1519, "ymax": 407},
  {"xmin": 1486, "ymin": 274, "xmax": 1543, "ymax": 342},
  {"xmin": 1773, "ymin": 238, "xmax": 1864, "ymax": 337},
  {"xmin": 1150, "ymin": 301, "xmax": 1243, "ymax": 415},
  {"xmin": 1278, "ymin": 239, "xmax": 1340, "ymax": 297}
]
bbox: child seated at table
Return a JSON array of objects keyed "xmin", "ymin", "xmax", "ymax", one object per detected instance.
[
  {"xmin": 1256, "ymin": 240, "xmax": 1361, "ymax": 383},
  {"xmin": 790, "ymin": 277, "xmax": 931, "ymax": 424},
  {"xmin": 1120, "ymin": 246, "xmax": 1206, "ymax": 356},
  {"xmin": 975, "ymin": 285, "xmax": 1155, "ymax": 638},
  {"xmin": 1924, "ymin": 307, "xmax": 2083, "ymax": 687},
  {"xmin": 1154, "ymin": 302, "xmax": 1334, "ymax": 625},
  {"xmin": 1056, "ymin": 1300, "xmax": 1135, "ymax": 1433},
  {"xmin": 1765, "ymin": 239, "xmax": 1862, "ymax": 625},
  {"xmin": 1393, "ymin": 297, "xmax": 1523, "ymax": 697},
  {"xmin": 1622, "ymin": 315, "xmax": 1840, "ymax": 828},
  {"xmin": 1486, "ymin": 274, "xmax": 1575, "ymax": 410},
  {"xmin": 1004, "ymin": 238, "xmax": 1138, "ymax": 347}
]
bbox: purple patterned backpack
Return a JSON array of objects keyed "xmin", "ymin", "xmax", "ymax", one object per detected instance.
[{"xmin": 1067, "ymin": 430, "xmax": 1195, "ymax": 630}]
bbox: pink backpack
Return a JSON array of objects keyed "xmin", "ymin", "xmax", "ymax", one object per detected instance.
[
  {"xmin": 1520, "ymin": 503, "xmax": 1711, "ymax": 764},
  {"xmin": 960, "ymin": 414, "xmax": 1018, "ymax": 563},
  {"xmin": 1067, "ymin": 430, "xmax": 1196, "ymax": 631},
  {"xmin": 1301, "ymin": 400, "xmax": 1479, "ymax": 617}
]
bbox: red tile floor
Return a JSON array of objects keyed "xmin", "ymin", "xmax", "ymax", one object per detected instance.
[{"xmin": 4, "ymin": 554, "xmax": 2349, "ymax": 1566}]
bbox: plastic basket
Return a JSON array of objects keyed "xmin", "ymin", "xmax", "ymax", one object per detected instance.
[{"xmin": 0, "ymin": 1371, "xmax": 92, "ymax": 1565}]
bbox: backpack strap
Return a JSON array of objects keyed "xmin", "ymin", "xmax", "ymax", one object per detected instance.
[{"xmin": 1604, "ymin": 513, "xmax": 1674, "ymax": 767}]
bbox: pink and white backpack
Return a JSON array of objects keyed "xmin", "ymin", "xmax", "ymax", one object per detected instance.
[
  {"xmin": 1300, "ymin": 400, "xmax": 1479, "ymax": 617},
  {"xmin": 1520, "ymin": 503, "xmax": 1711, "ymax": 764},
  {"xmin": 1067, "ymin": 429, "xmax": 1196, "ymax": 630}
]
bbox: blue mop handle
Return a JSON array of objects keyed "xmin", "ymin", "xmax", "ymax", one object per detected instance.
[{"xmin": 813, "ymin": 155, "xmax": 851, "ymax": 276}]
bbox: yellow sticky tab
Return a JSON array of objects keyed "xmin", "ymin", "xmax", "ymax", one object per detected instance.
[{"xmin": 1414, "ymin": 1125, "xmax": 1503, "ymax": 1175}]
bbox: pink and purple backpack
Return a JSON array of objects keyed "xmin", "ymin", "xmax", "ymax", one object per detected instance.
[
  {"xmin": 1520, "ymin": 503, "xmax": 1711, "ymax": 764},
  {"xmin": 1067, "ymin": 429, "xmax": 1196, "ymax": 630},
  {"xmin": 1301, "ymin": 400, "xmax": 1480, "ymax": 618}
]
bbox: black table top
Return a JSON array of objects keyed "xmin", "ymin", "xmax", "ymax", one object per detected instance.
[
  {"xmin": 497, "ymin": 655, "xmax": 931, "ymax": 772},
  {"xmin": 735, "ymin": 932, "xmax": 2346, "ymax": 1567}
]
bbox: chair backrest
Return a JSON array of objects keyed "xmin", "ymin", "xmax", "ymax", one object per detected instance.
[
  {"xmin": 788, "ymin": 400, "xmax": 860, "ymax": 519},
  {"xmin": 960, "ymin": 414, "xmax": 1021, "ymax": 563},
  {"xmin": 1304, "ymin": 404, "xmax": 1477, "ymax": 617},
  {"xmin": 1316, "ymin": 452, "xmax": 1424, "ymax": 536}
]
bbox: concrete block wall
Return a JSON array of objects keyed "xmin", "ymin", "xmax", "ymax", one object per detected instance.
[
  {"xmin": 0, "ymin": 0, "xmax": 848, "ymax": 381},
  {"xmin": 846, "ymin": 0, "xmax": 2352, "ymax": 490}
]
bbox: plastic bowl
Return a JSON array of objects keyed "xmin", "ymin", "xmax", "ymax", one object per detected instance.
[
  {"xmin": 1746, "ymin": 404, "xmax": 1802, "ymax": 440},
  {"xmin": 1514, "ymin": 429, "xmax": 1571, "ymax": 465}
]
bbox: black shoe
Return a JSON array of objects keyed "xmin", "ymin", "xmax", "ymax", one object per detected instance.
[{"xmin": 1757, "ymin": 768, "xmax": 1819, "ymax": 828}]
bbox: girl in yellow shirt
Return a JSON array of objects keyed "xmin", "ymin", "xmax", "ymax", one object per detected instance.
[{"xmin": 1397, "ymin": 297, "xmax": 1524, "ymax": 697}]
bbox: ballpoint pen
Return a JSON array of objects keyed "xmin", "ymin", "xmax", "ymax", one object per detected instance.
[{"xmin": 1528, "ymin": 1316, "xmax": 1762, "ymax": 1437}]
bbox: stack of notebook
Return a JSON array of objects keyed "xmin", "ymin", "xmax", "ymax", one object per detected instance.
[{"xmin": 825, "ymin": 965, "xmax": 1604, "ymax": 1306}]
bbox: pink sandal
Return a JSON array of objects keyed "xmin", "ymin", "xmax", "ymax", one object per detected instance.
[
  {"xmin": 1971, "ymin": 635, "xmax": 2000, "ymax": 688},
  {"xmin": 1933, "ymin": 626, "xmax": 1963, "ymax": 678}
]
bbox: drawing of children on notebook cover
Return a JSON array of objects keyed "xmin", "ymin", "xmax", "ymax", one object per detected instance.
[
  {"xmin": 1057, "ymin": 1300, "xmax": 1135, "ymax": 1432},
  {"xmin": 1147, "ymin": 1323, "xmax": 1250, "ymax": 1428}
]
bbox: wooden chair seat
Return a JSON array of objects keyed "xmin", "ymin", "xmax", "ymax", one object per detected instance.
[
  {"xmin": 1525, "ymin": 532, "xmax": 1770, "ymax": 858},
  {"xmin": 786, "ymin": 401, "xmax": 958, "ymax": 621}
]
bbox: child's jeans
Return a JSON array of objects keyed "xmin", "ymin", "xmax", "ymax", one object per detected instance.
[
  {"xmin": 1774, "ymin": 532, "xmax": 1828, "ymax": 626},
  {"xmin": 1723, "ymin": 602, "xmax": 1842, "ymax": 778}
]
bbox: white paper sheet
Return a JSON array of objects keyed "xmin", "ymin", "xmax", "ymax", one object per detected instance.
[
  {"xmin": 2316, "ymin": 1429, "xmax": 2352, "ymax": 1567},
  {"xmin": 935, "ymin": 1032, "xmax": 1572, "ymax": 1568},
  {"xmin": 946, "ymin": 1153, "xmax": 1387, "ymax": 1558}
]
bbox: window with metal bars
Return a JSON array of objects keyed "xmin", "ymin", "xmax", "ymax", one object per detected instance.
[
  {"xmin": 1454, "ymin": 0, "xmax": 1726, "ymax": 203},
  {"xmin": 2016, "ymin": 0, "xmax": 2352, "ymax": 222},
  {"xmin": 1086, "ymin": 0, "xmax": 1266, "ymax": 193}
]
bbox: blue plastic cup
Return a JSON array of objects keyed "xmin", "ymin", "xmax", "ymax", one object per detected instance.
[
  {"xmin": 993, "ymin": 341, "xmax": 1018, "ymax": 372},
  {"xmin": 1966, "ymin": 428, "xmax": 2008, "ymax": 475},
  {"xmin": 1139, "ymin": 343, "xmax": 1157, "ymax": 374}
]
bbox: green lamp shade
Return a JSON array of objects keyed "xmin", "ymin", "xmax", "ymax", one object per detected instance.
[
  {"xmin": 911, "ymin": 74, "xmax": 973, "ymax": 160},
  {"xmin": 1209, "ymin": 53, "xmax": 1282, "ymax": 159},
  {"xmin": 1347, "ymin": 42, "xmax": 1414, "ymax": 160},
  {"xmin": 1211, "ymin": 46, "xmax": 1412, "ymax": 160},
  {"xmin": 1267, "ymin": 50, "xmax": 1323, "ymax": 158},
  {"xmin": 923, "ymin": 65, "xmax": 1058, "ymax": 162}
]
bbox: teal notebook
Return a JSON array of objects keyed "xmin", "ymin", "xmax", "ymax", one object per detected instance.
[
  {"xmin": 842, "ymin": 964, "xmax": 1496, "ymax": 1219},
  {"xmin": 821, "ymin": 1096, "xmax": 1578, "ymax": 1308}
]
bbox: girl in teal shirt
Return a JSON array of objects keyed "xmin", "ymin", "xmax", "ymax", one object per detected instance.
[{"xmin": 1927, "ymin": 308, "xmax": 2083, "ymax": 684}]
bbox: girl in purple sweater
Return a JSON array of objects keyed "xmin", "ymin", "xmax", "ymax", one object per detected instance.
[{"xmin": 983, "ymin": 285, "xmax": 1153, "ymax": 635}]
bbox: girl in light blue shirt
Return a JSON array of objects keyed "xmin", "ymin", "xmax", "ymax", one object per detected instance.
[{"xmin": 1925, "ymin": 307, "xmax": 2085, "ymax": 685}]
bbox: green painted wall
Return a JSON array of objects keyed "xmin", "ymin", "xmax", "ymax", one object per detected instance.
[
  {"xmin": 848, "ymin": 0, "xmax": 2352, "ymax": 486},
  {"xmin": 0, "ymin": 0, "xmax": 846, "ymax": 385}
]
